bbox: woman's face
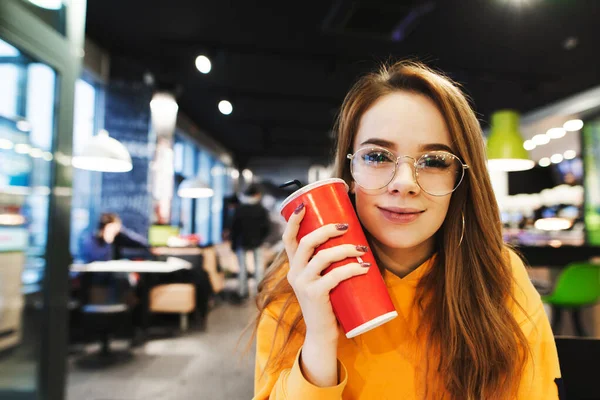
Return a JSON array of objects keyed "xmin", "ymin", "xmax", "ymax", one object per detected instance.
[{"xmin": 351, "ymin": 91, "xmax": 454, "ymax": 252}]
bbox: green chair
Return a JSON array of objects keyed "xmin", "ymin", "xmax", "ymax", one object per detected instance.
[{"xmin": 542, "ymin": 262, "xmax": 600, "ymax": 337}]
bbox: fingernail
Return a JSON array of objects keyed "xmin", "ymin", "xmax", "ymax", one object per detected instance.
[
  {"xmin": 294, "ymin": 203, "xmax": 304, "ymax": 214},
  {"xmin": 336, "ymin": 223, "xmax": 349, "ymax": 231},
  {"xmin": 356, "ymin": 245, "xmax": 369, "ymax": 252},
  {"xmin": 360, "ymin": 262, "xmax": 371, "ymax": 268}
]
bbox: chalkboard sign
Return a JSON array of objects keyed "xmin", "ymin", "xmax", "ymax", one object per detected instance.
[{"xmin": 101, "ymin": 81, "xmax": 154, "ymax": 238}]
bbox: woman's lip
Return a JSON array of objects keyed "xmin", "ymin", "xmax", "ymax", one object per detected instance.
[
  {"xmin": 378, "ymin": 207, "xmax": 424, "ymax": 223},
  {"xmin": 378, "ymin": 207, "xmax": 425, "ymax": 214}
]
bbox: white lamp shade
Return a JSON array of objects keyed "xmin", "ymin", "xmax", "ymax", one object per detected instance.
[
  {"xmin": 177, "ymin": 177, "xmax": 214, "ymax": 198},
  {"xmin": 72, "ymin": 130, "xmax": 132, "ymax": 172},
  {"xmin": 150, "ymin": 92, "xmax": 179, "ymax": 138},
  {"xmin": 487, "ymin": 159, "xmax": 535, "ymax": 172},
  {"xmin": 28, "ymin": 0, "xmax": 63, "ymax": 10}
]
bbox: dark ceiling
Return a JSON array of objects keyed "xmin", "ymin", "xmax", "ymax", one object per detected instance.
[{"xmin": 85, "ymin": 0, "xmax": 600, "ymax": 167}]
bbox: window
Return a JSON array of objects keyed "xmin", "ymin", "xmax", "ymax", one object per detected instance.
[
  {"xmin": 70, "ymin": 78, "xmax": 102, "ymax": 260},
  {"xmin": 171, "ymin": 132, "xmax": 231, "ymax": 245}
]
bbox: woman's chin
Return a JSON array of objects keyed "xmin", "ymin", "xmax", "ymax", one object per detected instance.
[{"xmin": 370, "ymin": 232, "xmax": 426, "ymax": 250}]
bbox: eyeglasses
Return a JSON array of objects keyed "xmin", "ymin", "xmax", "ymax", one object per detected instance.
[{"xmin": 347, "ymin": 146, "xmax": 469, "ymax": 196}]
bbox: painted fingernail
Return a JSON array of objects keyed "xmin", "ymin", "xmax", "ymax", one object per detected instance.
[
  {"xmin": 360, "ymin": 262, "xmax": 371, "ymax": 268},
  {"xmin": 356, "ymin": 245, "xmax": 369, "ymax": 252},
  {"xmin": 294, "ymin": 203, "xmax": 305, "ymax": 214},
  {"xmin": 336, "ymin": 223, "xmax": 349, "ymax": 231}
]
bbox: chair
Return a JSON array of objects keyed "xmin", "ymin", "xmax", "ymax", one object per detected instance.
[
  {"xmin": 542, "ymin": 262, "xmax": 600, "ymax": 336},
  {"xmin": 149, "ymin": 283, "xmax": 196, "ymax": 332},
  {"xmin": 77, "ymin": 282, "xmax": 133, "ymax": 368},
  {"xmin": 555, "ymin": 337, "xmax": 600, "ymax": 400},
  {"xmin": 201, "ymin": 246, "xmax": 225, "ymax": 294}
]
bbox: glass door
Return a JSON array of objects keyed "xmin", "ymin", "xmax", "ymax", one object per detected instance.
[{"xmin": 0, "ymin": 36, "xmax": 58, "ymax": 398}]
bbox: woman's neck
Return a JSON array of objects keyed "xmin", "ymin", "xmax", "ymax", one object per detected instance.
[{"xmin": 371, "ymin": 237, "xmax": 435, "ymax": 278}]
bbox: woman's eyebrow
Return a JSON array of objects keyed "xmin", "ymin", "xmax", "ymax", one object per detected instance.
[
  {"xmin": 359, "ymin": 138, "xmax": 396, "ymax": 150},
  {"xmin": 358, "ymin": 139, "xmax": 454, "ymax": 154},
  {"xmin": 419, "ymin": 143, "xmax": 454, "ymax": 153}
]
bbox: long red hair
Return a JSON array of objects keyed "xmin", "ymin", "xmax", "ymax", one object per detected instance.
[{"xmin": 251, "ymin": 61, "xmax": 529, "ymax": 399}]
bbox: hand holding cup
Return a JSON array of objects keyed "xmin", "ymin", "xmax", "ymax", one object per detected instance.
[{"xmin": 283, "ymin": 202, "xmax": 371, "ymax": 342}]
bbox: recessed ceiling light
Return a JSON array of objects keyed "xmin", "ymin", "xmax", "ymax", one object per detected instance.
[
  {"xmin": 546, "ymin": 127, "xmax": 566, "ymax": 139},
  {"xmin": 195, "ymin": 55, "xmax": 212, "ymax": 74},
  {"xmin": 523, "ymin": 140, "xmax": 536, "ymax": 151},
  {"xmin": 563, "ymin": 36, "xmax": 578, "ymax": 50},
  {"xmin": 563, "ymin": 119, "xmax": 583, "ymax": 131},
  {"xmin": 242, "ymin": 169, "xmax": 253, "ymax": 180},
  {"xmin": 218, "ymin": 100, "xmax": 233, "ymax": 115},
  {"xmin": 143, "ymin": 72, "xmax": 155, "ymax": 86},
  {"xmin": 539, "ymin": 157, "xmax": 551, "ymax": 167},
  {"xmin": 532, "ymin": 134, "xmax": 550, "ymax": 145},
  {"xmin": 564, "ymin": 150, "xmax": 577, "ymax": 160},
  {"xmin": 551, "ymin": 153, "xmax": 563, "ymax": 164}
]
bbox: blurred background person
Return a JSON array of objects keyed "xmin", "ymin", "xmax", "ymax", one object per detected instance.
[
  {"xmin": 80, "ymin": 212, "xmax": 150, "ymax": 262},
  {"xmin": 231, "ymin": 184, "xmax": 270, "ymax": 300},
  {"xmin": 221, "ymin": 194, "xmax": 240, "ymax": 242},
  {"xmin": 78, "ymin": 212, "xmax": 150, "ymax": 307}
]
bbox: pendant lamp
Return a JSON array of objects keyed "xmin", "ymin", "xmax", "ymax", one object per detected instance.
[
  {"xmin": 486, "ymin": 110, "xmax": 535, "ymax": 172},
  {"xmin": 177, "ymin": 177, "xmax": 214, "ymax": 198},
  {"xmin": 72, "ymin": 129, "xmax": 133, "ymax": 173}
]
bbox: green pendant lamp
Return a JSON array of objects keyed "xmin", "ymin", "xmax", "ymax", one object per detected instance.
[{"xmin": 486, "ymin": 110, "xmax": 535, "ymax": 172}]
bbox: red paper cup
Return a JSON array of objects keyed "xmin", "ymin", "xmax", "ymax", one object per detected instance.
[{"xmin": 280, "ymin": 178, "xmax": 397, "ymax": 338}]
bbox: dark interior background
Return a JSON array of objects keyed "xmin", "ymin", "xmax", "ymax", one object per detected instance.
[{"xmin": 84, "ymin": 0, "xmax": 600, "ymax": 169}]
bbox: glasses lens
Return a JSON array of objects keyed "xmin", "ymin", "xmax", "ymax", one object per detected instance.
[
  {"xmin": 351, "ymin": 148, "xmax": 396, "ymax": 189},
  {"xmin": 416, "ymin": 152, "xmax": 464, "ymax": 195}
]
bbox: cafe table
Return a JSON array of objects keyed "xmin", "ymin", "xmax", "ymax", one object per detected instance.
[
  {"xmin": 70, "ymin": 257, "xmax": 193, "ymax": 342},
  {"xmin": 70, "ymin": 256, "xmax": 192, "ymax": 273}
]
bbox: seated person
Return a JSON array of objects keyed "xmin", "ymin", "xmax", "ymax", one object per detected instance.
[
  {"xmin": 78, "ymin": 213, "xmax": 149, "ymax": 306},
  {"xmin": 80, "ymin": 212, "xmax": 149, "ymax": 262}
]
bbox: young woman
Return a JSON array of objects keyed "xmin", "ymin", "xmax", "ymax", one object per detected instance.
[{"xmin": 252, "ymin": 61, "xmax": 562, "ymax": 399}]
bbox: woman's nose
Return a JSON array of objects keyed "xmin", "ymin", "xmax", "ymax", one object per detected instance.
[{"xmin": 387, "ymin": 160, "xmax": 420, "ymax": 195}]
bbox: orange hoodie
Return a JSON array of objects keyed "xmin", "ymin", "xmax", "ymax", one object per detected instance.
[{"xmin": 253, "ymin": 251, "xmax": 562, "ymax": 399}]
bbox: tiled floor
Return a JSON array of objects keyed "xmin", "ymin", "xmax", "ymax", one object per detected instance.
[{"xmin": 66, "ymin": 298, "xmax": 257, "ymax": 400}]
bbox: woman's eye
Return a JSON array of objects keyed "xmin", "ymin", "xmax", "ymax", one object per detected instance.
[
  {"xmin": 363, "ymin": 152, "xmax": 392, "ymax": 163},
  {"xmin": 420, "ymin": 157, "xmax": 449, "ymax": 169}
]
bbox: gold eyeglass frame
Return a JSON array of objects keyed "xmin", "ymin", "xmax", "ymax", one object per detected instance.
[{"xmin": 347, "ymin": 146, "xmax": 470, "ymax": 196}]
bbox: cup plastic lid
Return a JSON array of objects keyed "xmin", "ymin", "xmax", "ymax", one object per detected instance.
[{"xmin": 279, "ymin": 178, "xmax": 349, "ymax": 214}]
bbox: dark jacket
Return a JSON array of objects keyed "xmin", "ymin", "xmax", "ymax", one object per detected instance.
[{"xmin": 231, "ymin": 202, "xmax": 270, "ymax": 250}]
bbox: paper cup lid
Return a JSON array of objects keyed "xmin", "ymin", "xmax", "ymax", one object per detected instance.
[
  {"xmin": 345, "ymin": 311, "xmax": 398, "ymax": 339},
  {"xmin": 279, "ymin": 178, "xmax": 349, "ymax": 214}
]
